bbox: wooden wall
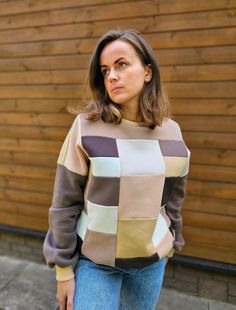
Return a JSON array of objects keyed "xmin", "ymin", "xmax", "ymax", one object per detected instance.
[{"xmin": 0, "ymin": 0, "xmax": 235, "ymax": 264}]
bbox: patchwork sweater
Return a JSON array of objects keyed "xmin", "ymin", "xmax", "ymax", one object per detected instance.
[{"xmin": 43, "ymin": 113, "xmax": 190, "ymax": 281}]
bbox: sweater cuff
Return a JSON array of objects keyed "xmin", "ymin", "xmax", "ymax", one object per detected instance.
[
  {"xmin": 55, "ymin": 265, "xmax": 75, "ymax": 282},
  {"xmin": 166, "ymin": 248, "xmax": 175, "ymax": 258}
]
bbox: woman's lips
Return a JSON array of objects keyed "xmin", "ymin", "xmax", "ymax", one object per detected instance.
[{"xmin": 111, "ymin": 86, "xmax": 123, "ymax": 93}]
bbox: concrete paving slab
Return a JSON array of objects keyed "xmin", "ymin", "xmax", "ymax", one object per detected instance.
[
  {"xmin": 157, "ymin": 287, "xmax": 236, "ymax": 310},
  {"xmin": 157, "ymin": 288, "xmax": 208, "ymax": 310},
  {"xmin": 0, "ymin": 256, "xmax": 57, "ymax": 310},
  {"xmin": 0, "ymin": 257, "xmax": 28, "ymax": 291}
]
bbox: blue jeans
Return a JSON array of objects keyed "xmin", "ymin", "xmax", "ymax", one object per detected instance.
[{"xmin": 73, "ymin": 255, "xmax": 166, "ymax": 310}]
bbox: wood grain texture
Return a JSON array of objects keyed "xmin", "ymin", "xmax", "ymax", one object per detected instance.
[
  {"xmin": 0, "ymin": 0, "xmax": 235, "ymax": 264},
  {"xmin": 1, "ymin": 47, "xmax": 236, "ymax": 73},
  {"xmin": 0, "ymin": 9, "xmax": 236, "ymax": 44},
  {"xmin": 1, "ymin": 0, "xmax": 236, "ymax": 18},
  {"xmin": 1, "ymin": 28, "xmax": 236, "ymax": 58},
  {"xmin": 184, "ymin": 195, "xmax": 236, "ymax": 215}
]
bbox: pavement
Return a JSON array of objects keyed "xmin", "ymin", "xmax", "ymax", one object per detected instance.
[{"xmin": 0, "ymin": 255, "xmax": 236, "ymax": 310}]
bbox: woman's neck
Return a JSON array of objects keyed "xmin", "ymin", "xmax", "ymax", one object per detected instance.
[{"xmin": 122, "ymin": 106, "xmax": 138, "ymax": 122}]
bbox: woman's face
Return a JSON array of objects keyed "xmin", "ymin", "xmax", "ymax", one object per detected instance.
[{"xmin": 99, "ymin": 40, "xmax": 152, "ymax": 113}]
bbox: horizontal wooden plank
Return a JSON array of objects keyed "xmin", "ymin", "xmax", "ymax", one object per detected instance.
[
  {"xmin": 0, "ymin": 188, "xmax": 51, "ymax": 205},
  {"xmin": 0, "ymin": 125, "xmax": 68, "ymax": 140},
  {"xmin": 1, "ymin": 9, "xmax": 236, "ymax": 44},
  {"xmin": 0, "ymin": 112, "xmax": 74, "ymax": 126},
  {"xmin": 0, "ymin": 64, "xmax": 235, "ymax": 85},
  {"xmin": 3, "ymin": 114, "xmax": 234, "ymax": 134},
  {"xmin": 182, "ymin": 210, "xmax": 236, "ymax": 232},
  {"xmin": 1, "ymin": 27, "xmax": 236, "ymax": 58},
  {"xmin": 0, "ymin": 98, "xmax": 235, "ymax": 116},
  {"xmin": 0, "ymin": 200, "xmax": 48, "ymax": 218},
  {"xmin": 0, "ymin": 0, "xmax": 141, "ymax": 17},
  {"xmin": 1, "ymin": 0, "xmax": 235, "ymax": 18},
  {"xmin": 172, "ymin": 99, "xmax": 236, "ymax": 116},
  {"xmin": 187, "ymin": 180, "xmax": 236, "ymax": 200},
  {"xmin": 181, "ymin": 242, "xmax": 236, "ymax": 264},
  {"xmin": 0, "ymin": 164, "xmax": 56, "ymax": 180},
  {"xmin": 0, "ymin": 151, "xmax": 57, "ymax": 167},
  {"xmin": 189, "ymin": 148, "xmax": 236, "ymax": 166},
  {"xmin": 0, "ymin": 175, "xmax": 54, "ymax": 193},
  {"xmin": 0, "ymin": 69, "xmax": 88, "ymax": 85},
  {"xmin": 184, "ymin": 132, "xmax": 236, "ymax": 150},
  {"xmin": 0, "ymin": 85, "xmax": 84, "ymax": 98},
  {"xmin": 0, "ymin": 37, "xmax": 131, "ymax": 58},
  {"xmin": 0, "ymin": 210, "xmax": 48, "ymax": 232},
  {"xmin": 1, "ymin": 46, "xmax": 236, "ymax": 73},
  {"xmin": 175, "ymin": 116, "xmax": 236, "ymax": 132},
  {"xmin": 161, "ymin": 64, "xmax": 236, "ymax": 82},
  {"xmin": 184, "ymin": 195, "xmax": 236, "ymax": 216},
  {"xmin": 0, "ymin": 54, "xmax": 91, "ymax": 72},
  {"xmin": 183, "ymin": 226, "xmax": 236, "ymax": 248},
  {"xmin": 158, "ymin": 45, "xmax": 236, "ymax": 66},
  {"xmin": 166, "ymin": 82, "xmax": 236, "ymax": 98},
  {"xmin": 0, "ymin": 99, "xmax": 79, "ymax": 112},
  {"xmin": 0, "ymin": 1, "xmax": 175, "ymax": 30},
  {"xmin": 148, "ymin": 27, "xmax": 236, "ymax": 49},
  {"xmin": 189, "ymin": 164, "xmax": 236, "ymax": 183},
  {"xmin": 0, "ymin": 82, "xmax": 235, "ymax": 99},
  {"xmin": 0, "ymin": 138, "xmax": 61, "ymax": 153}
]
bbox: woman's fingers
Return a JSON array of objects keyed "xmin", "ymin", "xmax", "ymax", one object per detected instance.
[
  {"xmin": 67, "ymin": 279, "xmax": 75, "ymax": 310},
  {"xmin": 57, "ymin": 278, "xmax": 75, "ymax": 310},
  {"xmin": 67, "ymin": 296, "xmax": 74, "ymax": 310},
  {"xmin": 58, "ymin": 298, "xmax": 66, "ymax": 310}
]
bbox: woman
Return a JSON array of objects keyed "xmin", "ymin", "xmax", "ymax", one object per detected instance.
[{"xmin": 43, "ymin": 29, "xmax": 190, "ymax": 310}]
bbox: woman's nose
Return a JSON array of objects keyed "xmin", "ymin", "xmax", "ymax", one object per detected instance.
[{"xmin": 108, "ymin": 67, "xmax": 118, "ymax": 82}]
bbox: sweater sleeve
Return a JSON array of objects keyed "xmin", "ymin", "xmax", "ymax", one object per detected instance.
[
  {"xmin": 166, "ymin": 174, "xmax": 189, "ymax": 251},
  {"xmin": 165, "ymin": 122, "xmax": 191, "ymax": 252},
  {"xmin": 43, "ymin": 114, "xmax": 88, "ymax": 275}
]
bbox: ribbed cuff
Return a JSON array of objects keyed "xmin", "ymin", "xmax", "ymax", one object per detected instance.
[{"xmin": 55, "ymin": 265, "xmax": 74, "ymax": 282}]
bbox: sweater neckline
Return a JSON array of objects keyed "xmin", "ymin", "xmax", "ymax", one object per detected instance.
[{"xmin": 121, "ymin": 118, "xmax": 140, "ymax": 127}]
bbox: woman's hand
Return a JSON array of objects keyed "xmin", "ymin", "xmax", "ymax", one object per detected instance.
[{"xmin": 57, "ymin": 278, "xmax": 75, "ymax": 310}]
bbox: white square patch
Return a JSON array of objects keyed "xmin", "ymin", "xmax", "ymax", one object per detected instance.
[{"xmin": 116, "ymin": 139, "xmax": 165, "ymax": 176}]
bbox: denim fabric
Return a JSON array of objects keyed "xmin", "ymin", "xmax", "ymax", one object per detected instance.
[{"xmin": 73, "ymin": 255, "xmax": 166, "ymax": 310}]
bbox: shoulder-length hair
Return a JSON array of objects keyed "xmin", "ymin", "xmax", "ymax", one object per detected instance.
[{"xmin": 83, "ymin": 29, "xmax": 171, "ymax": 129}]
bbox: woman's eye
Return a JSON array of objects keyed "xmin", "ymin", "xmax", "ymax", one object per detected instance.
[
  {"xmin": 101, "ymin": 69, "xmax": 109, "ymax": 77},
  {"xmin": 118, "ymin": 62, "xmax": 127, "ymax": 69}
]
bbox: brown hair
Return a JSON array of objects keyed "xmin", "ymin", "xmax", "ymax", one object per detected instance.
[{"xmin": 83, "ymin": 29, "xmax": 171, "ymax": 128}]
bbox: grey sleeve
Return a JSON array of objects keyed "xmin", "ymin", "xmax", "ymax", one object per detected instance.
[
  {"xmin": 43, "ymin": 164, "xmax": 87, "ymax": 268},
  {"xmin": 165, "ymin": 175, "xmax": 188, "ymax": 251}
]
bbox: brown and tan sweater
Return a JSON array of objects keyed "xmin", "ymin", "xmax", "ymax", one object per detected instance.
[{"xmin": 43, "ymin": 113, "xmax": 190, "ymax": 281}]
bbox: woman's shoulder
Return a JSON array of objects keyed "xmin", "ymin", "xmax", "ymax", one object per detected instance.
[
  {"xmin": 73, "ymin": 112, "xmax": 97, "ymax": 126},
  {"xmin": 73, "ymin": 112, "xmax": 108, "ymax": 137},
  {"xmin": 157, "ymin": 117, "xmax": 183, "ymax": 140},
  {"xmin": 162, "ymin": 117, "xmax": 181, "ymax": 128}
]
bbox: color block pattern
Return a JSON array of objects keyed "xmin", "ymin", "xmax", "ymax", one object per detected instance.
[
  {"xmin": 43, "ymin": 113, "xmax": 190, "ymax": 272},
  {"xmin": 77, "ymin": 114, "xmax": 190, "ymax": 268}
]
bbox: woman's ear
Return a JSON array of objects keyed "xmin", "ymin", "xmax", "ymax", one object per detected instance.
[{"xmin": 145, "ymin": 64, "xmax": 152, "ymax": 82}]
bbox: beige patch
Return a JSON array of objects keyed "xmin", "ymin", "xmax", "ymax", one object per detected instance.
[{"xmin": 116, "ymin": 218, "xmax": 156, "ymax": 258}]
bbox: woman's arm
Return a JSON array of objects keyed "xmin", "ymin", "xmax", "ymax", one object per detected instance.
[
  {"xmin": 43, "ymin": 115, "xmax": 88, "ymax": 308},
  {"xmin": 165, "ymin": 174, "xmax": 189, "ymax": 252},
  {"xmin": 163, "ymin": 121, "xmax": 191, "ymax": 254}
]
